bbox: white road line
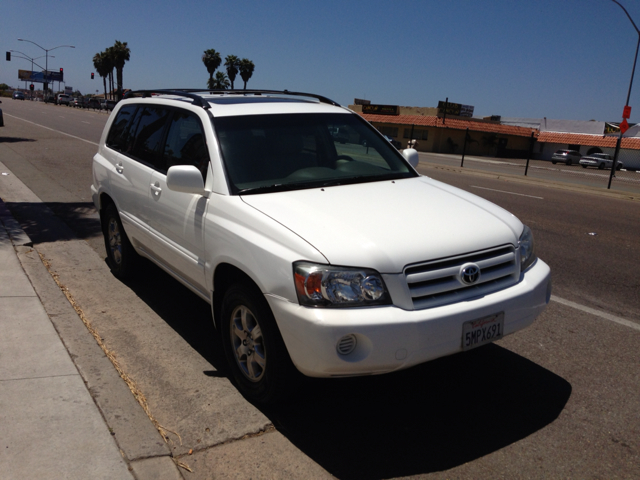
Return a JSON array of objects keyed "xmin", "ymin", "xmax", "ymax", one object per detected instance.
[
  {"xmin": 551, "ymin": 295, "xmax": 640, "ymax": 332},
  {"xmin": 4, "ymin": 113, "xmax": 99, "ymax": 146},
  {"xmin": 81, "ymin": 121, "xmax": 90, "ymax": 124},
  {"xmin": 470, "ymin": 185, "xmax": 544, "ymax": 199}
]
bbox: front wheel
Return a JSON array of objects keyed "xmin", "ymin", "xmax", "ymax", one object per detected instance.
[
  {"xmin": 102, "ymin": 203, "xmax": 137, "ymax": 279},
  {"xmin": 566, "ymin": 159, "xmax": 573, "ymax": 166},
  {"xmin": 581, "ymin": 165, "xmax": 587, "ymax": 168},
  {"xmin": 598, "ymin": 163, "xmax": 605, "ymax": 170},
  {"xmin": 220, "ymin": 283, "xmax": 296, "ymax": 404},
  {"xmin": 616, "ymin": 164, "xmax": 622, "ymax": 171}
]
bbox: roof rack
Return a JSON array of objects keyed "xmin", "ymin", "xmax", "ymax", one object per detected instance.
[{"xmin": 122, "ymin": 89, "xmax": 341, "ymax": 109}]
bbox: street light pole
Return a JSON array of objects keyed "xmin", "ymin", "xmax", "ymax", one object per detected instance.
[
  {"xmin": 17, "ymin": 39, "xmax": 74, "ymax": 95},
  {"xmin": 609, "ymin": 0, "xmax": 640, "ymax": 189}
]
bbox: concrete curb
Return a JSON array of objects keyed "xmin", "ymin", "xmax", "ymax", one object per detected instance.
[{"xmin": 0, "ymin": 166, "xmax": 184, "ymax": 478}]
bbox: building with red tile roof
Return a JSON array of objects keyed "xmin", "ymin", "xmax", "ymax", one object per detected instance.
[{"xmin": 354, "ymin": 105, "xmax": 640, "ymax": 168}]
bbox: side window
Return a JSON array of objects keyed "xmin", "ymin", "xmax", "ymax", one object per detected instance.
[
  {"xmin": 128, "ymin": 106, "xmax": 170, "ymax": 168},
  {"xmin": 162, "ymin": 111, "xmax": 210, "ymax": 177},
  {"xmin": 106, "ymin": 105, "xmax": 138, "ymax": 152}
]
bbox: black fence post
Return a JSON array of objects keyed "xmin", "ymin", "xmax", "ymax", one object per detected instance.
[
  {"xmin": 608, "ymin": 135, "xmax": 623, "ymax": 189},
  {"xmin": 460, "ymin": 128, "xmax": 469, "ymax": 167},
  {"xmin": 524, "ymin": 131, "xmax": 535, "ymax": 176}
]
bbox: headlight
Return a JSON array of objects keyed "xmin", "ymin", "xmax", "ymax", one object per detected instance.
[
  {"xmin": 519, "ymin": 225, "xmax": 537, "ymax": 272},
  {"xmin": 293, "ymin": 262, "xmax": 391, "ymax": 307}
]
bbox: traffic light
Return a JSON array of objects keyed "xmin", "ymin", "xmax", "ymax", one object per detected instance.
[
  {"xmin": 91, "ymin": 72, "xmax": 94, "ymax": 79},
  {"xmin": 60, "ymin": 67, "xmax": 64, "ymax": 81},
  {"xmin": 5, "ymin": 51, "xmax": 10, "ymax": 61},
  {"xmin": 30, "ymin": 84, "xmax": 34, "ymax": 91}
]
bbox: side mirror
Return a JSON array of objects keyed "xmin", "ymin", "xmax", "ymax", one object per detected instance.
[
  {"xmin": 402, "ymin": 148, "xmax": 419, "ymax": 168},
  {"xmin": 166, "ymin": 165, "xmax": 207, "ymax": 196}
]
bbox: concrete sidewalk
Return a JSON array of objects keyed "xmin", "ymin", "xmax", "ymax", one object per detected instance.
[{"xmin": 0, "ymin": 200, "xmax": 136, "ymax": 479}]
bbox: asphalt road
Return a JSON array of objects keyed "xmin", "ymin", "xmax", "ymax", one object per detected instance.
[{"xmin": 1, "ymin": 99, "xmax": 638, "ymax": 479}]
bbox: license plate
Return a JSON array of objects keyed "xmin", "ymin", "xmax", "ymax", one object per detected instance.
[{"xmin": 462, "ymin": 312, "xmax": 504, "ymax": 351}]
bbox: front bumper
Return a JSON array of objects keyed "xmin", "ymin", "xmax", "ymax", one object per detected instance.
[{"xmin": 267, "ymin": 259, "xmax": 551, "ymax": 377}]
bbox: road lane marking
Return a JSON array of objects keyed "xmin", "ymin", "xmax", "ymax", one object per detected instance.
[
  {"xmin": 470, "ymin": 185, "xmax": 544, "ymax": 199},
  {"xmin": 4, "ymin": 113, "xmax": 99, "ymax": 146},
  {"xmin": 551, "ymin": 295, "xmax": 640, "ymax": 332},
  {"xmin": 82, "ymin": 121, "xmax": 90, "ymax": 124}
]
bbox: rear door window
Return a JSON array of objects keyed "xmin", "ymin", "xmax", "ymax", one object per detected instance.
[
  {"xmin": 106, "ymin": 105, "xmax": 138, "ymax": 153},
  {"xmin": 128, "ymin": 106, "xmax": 171, "ymax": 169}
]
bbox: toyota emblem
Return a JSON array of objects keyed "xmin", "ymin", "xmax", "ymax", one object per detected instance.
[{"xmin": 460, "ymin": 263, "xmax": 481, "ymax": 285}]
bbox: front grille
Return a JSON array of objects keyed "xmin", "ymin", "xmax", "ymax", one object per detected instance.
[{"xmin": 405, "ymin": 245, "xmax": 519, "ymax": 310}]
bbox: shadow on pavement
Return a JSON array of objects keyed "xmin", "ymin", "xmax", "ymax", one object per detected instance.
[
  {"xmin": 3, "ymin": 201, "xmax": 102, "ymax": 242},
  {"xmin": 267, "ymin": 347, "xmax": 571, "ymax": 479},
  {"xmin": 0, "ymin": 137, "xmax": 36, "ymax": 143}
]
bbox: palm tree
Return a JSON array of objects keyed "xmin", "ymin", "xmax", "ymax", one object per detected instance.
[
  {"xmin": 239, "ymin": 58, "xmax": 255, "ymax": 90},
  {"xmin": 93, "ymin": 51, "xmax": 111, "ymax": 100},
  {"xmin": 111, "ymin": 41, "xmax": 130, "ymax": 101},
  {"xmin": 211, "ymin": 71, "xmax": 230, "ymax": 90},
  {"xmin": 106, "ymin": 47, "xmax": 115, "ymax": 100},
  {"xmin": 224, "ymin": 55, "xmax": 240, "ymax": 89},
  {"xmin": 202, "ymin": 49, "xmax": 221, "ymax": 89}
]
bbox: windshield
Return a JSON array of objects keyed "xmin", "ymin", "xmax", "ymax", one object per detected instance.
[{"xmin": 214, "ymin": 113, "xmax": 416, "ymax": 194}]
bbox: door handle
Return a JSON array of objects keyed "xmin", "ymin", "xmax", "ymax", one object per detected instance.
[
  {"xmin": 115, "ymin": 162, "xmax": 124, "ymax": 174},
  {"xmin": 150, "ymin": 182, "xmax": 162, "ymax": 196}
]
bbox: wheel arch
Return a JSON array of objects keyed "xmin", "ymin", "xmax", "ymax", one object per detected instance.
[{"xmin": 212, "ymin": 263, "xmax": 264, "ymax": 330}]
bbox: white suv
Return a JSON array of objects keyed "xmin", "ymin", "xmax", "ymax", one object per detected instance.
[{"xmin": 91, "ymin": 89, "xmax": 551, "ymax": 403}]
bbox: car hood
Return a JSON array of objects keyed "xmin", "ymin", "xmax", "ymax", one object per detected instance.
[{"xmin": 241, "ymin": 176, "xmax": 523, "ymax": 273}]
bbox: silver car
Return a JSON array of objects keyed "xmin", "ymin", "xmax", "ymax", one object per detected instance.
[
  {"xmin": 579, "ymin": 153, "xmax": 623, "ymax": 170},
  {"xmin": 551, "ymin": 149, "xmax": 581, "ymax": 165}
]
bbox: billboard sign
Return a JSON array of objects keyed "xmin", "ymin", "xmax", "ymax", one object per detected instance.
[
  {"xmin": 18, "ymin": 69, "xmax": 63, "ymax": 83},
  {"xmin": 362, "ymin": 104, "xmax": 399, "ymax": 115},
  {"xmin": 438, "ymin": 100, "xmax": 474, "ymax": 118}
]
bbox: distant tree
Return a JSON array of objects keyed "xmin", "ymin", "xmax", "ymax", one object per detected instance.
[
  {"xmin": 202, "ymin": 49, "xmax": 222, "ymax": 89},
  {"xmin": 224, "ymin": 55, "xmax": 240, "ymax": 89},
  {"xmin": 111, "ymin": 41, "xmax": 130, "ymax": 101},
  {"xmin": 212, "ymin": 71, "xmax": 230, "ymax": 90},
  {"xmin": 239, "ymin": 58, "xmax": 255, "ymax": 90},
  {"xmin": 105, "ymin": 47, "xmax": 115, "ymax": 99},
  {"xmin": 93, "ymin": 51, "xmax": 111, "ymax": 100},
  {"xmin": 0, "ymin": 83, "xmax": 9, "ymax": 92}
]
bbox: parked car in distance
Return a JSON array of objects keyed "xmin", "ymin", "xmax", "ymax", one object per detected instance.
[
  {"xmin": 12, "ymin": 91, "xmax": 25, "ymax": 100},
  {"xmin": 551, "ymin": 149, "xmax": 581, "ymax": 165},
  {"xmin": 579, "ymin": 153, "xmax": 623, "ymax": 170},
  {"xmin": 100, "ymin": 99, "xmax": 117, "ymax": 111},
  {"xmin": 56, "ymin": 93, "xmax": 71, "ymax": 106},
  {"xmin": 384, "ymin": 135, "xmax": 402, "ymax": 149},
  {"xmin": 92, "ymin": 89, "xmax": 551, "ymax": 404},
  {"xmin": 70, "ymin": 97, "xmax": 83, "ymax": 108},
  {"xmin": 80, "ymin": 97, "xmax": 101, "ymax": 109}
]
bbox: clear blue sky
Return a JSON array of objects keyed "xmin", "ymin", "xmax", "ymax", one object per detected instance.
[{"xmin": 1, "ymin": 0, "xmax": 639, "ymax": 122}]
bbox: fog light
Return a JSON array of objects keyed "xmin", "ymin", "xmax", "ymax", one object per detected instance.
[{"xmin": 336, "ymin": 334, "xmax": 357, "ymax": 355}]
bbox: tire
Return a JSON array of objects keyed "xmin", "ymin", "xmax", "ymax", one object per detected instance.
[
  {"xmin": 566, "ymin": 159, "xmax": 572, "ymax": 166},
  {"xmin": 581, "ymin": 165, "xmax": 587, "ymax": 168},
  {"xmin": 598, "ymin": 163, "xmax": 605, "ymax": 170},
  {"xmin": 220, "ymin": 283, "xmax": 296, "ymax": 404},
  {"xmin": 616, "ymin": 164, "xmax": 622, "ymax": 171},
  {"xmin": 102, "ymin": 203, "xmax": 137, "ymax": 279},
  {"xmin": 551, "ymin": 161, "xmax": 557, "ymax": 164}
]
